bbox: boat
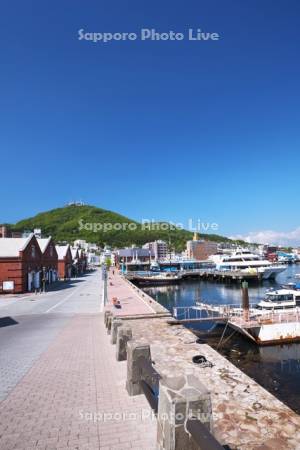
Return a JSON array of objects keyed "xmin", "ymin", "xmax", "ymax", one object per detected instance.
[
  {"xmin": 256, "ymin": 288, "xmax": 300, "ymax": 310},
  {"xmin": 210, "ymin": 248, "xmax": 286, "ymax": 279},
  {"xmin": 127, "ymin": 271, "xmax": 183, "ymax": 285}
]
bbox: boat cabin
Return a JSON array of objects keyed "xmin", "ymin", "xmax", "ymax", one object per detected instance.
[{"xmin": 256, "ymin": 289, "xmax": 300, "ymax": 310}]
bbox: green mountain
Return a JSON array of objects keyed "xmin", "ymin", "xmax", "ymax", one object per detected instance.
[{"xmin": 11, "ymin": 205, "xmax": 243, "ymax": 250}]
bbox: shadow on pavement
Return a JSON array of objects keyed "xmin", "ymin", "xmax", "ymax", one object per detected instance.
[
  {"xmin": 46, "ymin": 273, "xmax": 96, "ymax": 293},
  {"xmin": 0, "ymin": 317, "xmax": 18, "ymax": 328}
]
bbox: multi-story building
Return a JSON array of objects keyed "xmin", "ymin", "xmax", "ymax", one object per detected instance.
[
  {"xmin": 143, "ymin": 240, "xmax": 168, "ymax": 260},
  {"xmin": 186, "ymin": 233, "xmax": 218, "ymax": 261}
]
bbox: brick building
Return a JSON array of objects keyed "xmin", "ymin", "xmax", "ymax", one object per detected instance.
[
  {"xmin": 186, "ymin": 234, "xmax": 218, "ymax": 261},
  {"xmin": 0, "ymin": 234, "xmax": 43, "ymax": 294},
  {"xmin": 37, "ymin": 237, "xmax": 58, "ymax": 284},
  {"xmin": 56, "ymin": 245, "xmax": 73, "ymax": 280}
]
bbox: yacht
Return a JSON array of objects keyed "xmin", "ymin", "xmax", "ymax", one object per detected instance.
[
  {"xmin": 256, "ymin": 288, "xmax": 300, "ymax": 310},
  {"xmin": 210, "ymin": 248, "xmax": 286, "ymax": 279}
]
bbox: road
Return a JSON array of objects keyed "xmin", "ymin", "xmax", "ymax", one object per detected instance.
[{"xmin": 0, "ymin": 269, "xmax": 103, "ymax": 401}]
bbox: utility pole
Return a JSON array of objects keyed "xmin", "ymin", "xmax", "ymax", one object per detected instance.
[{"xmin": 102, "ymin": 265, "xmax": 108, "ymax": 307}]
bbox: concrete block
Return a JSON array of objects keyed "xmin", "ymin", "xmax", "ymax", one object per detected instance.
[
  {"xmin": 126, "ymin": 341, "xmax": 151, "ymax": 396},
  {"xmin": 104, "ymin": 310, "xmax": 112, "ymax": 326},
  {"xmin": 157, "ymin": 375, "xmax": 212, "ymax": 450},
  {"xmin": 111, "ymin": 319, "xmax": 123, "ymax": 344},
  {"xmin": 107, "ymin": 315, "xmax": 113, "ymax": 335},
  {"xmin": 116, "ymin": 326, "xmax": 132, "ymax": 361}
]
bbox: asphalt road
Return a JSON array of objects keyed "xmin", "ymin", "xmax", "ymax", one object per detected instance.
[{"xmin": 0, "ymin": 269, "xmax": 103, "ymax": 401}]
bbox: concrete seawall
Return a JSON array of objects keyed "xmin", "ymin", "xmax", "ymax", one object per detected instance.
[{"xmin": 106, "ymin": 270, "xmax": 300, "ymax": 449}]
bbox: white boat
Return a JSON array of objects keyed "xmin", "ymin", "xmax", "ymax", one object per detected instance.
[
  {"xmin": 127, "ymin": 271, "xmax": 182, "ymax": 284},
  {"xmin": 256, "ymin": 288, "xmax": 300, "ymax": 310},
  {"xmin": 210, "ymin": 248, "xmax": 286, "ymax": 279}
]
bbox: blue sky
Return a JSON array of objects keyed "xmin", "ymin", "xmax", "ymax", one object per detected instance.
[{"xmin": 1, "ymin": 0, "xmax": 300, "ymax": 241}]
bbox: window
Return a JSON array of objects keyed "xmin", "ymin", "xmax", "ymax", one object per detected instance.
[{"xmin": 31, "ymin": 245, "xmax": 36, "ymax": 258}]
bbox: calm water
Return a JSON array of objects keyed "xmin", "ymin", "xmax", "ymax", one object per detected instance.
[{"xmin": 142, "ymin": 265, "xmax": 300, "ymax": 413}]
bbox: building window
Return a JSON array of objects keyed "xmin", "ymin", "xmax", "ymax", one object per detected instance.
[
  {"xmin": 31, "ymin": 245, "xmax": 36, "ymax": 258},
  {"xmin": 49, "ymin": 246, "xmax": 53, "ymax": 257}
]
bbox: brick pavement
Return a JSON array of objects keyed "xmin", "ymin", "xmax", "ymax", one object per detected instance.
[
  {"xmin": 106, "ymin": 270, "xmax": 168, "ymax": 317},
  {"xmin": 0, "ymin": 314, "xmax": 157, "ymax": 450}
]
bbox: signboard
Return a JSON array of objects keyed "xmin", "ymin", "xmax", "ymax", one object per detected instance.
[{"xmin": 3, "ymin": 281, "xmax": 14, "ymax": 291}]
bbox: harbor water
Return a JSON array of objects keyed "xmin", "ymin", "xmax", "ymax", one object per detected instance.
[{"xmin": 141, "ymin": 265, "xmax": 300, "ymax": 413}]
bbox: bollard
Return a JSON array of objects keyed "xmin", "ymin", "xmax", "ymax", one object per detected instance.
[
  {"xmin": 111, "ymin": 319, "xmax": 123, "ymax": 344},
  {"xmin": 157, "ymin": 374, "xmax": 212, "ymax": 450},
  {"xmin": 126, "ymin": 342, "xmax": 151, "ymax": 396},
  {"xmin": 116, "ymin": 326, "xmax": 132, "ymax": 361},
  {"xmin": 107, "ymin": 315, "xmax": 113, "ymax": 335},
  {"xmin": 104, "ymin": 310, "xmax": 111, "ymax": 326}
]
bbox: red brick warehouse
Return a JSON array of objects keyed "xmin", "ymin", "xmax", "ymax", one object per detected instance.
[
  {"xmin": 56, "ymin": 244, "xmax": 73, "ymax": 280},
  {"xmin": 0, "ymin": 234, "xmax": 43, "ymax": 294},
  {"xmin": 37, "ymin": 237, "xmax": 58, "ymax": 284}
]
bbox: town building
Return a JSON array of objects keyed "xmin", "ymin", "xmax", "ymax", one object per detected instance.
[
  {"xmin": 37, "ymin": 237, "xmax": 58, "ymax": 284},
  {"xmin": 143, "ymin": 240, "xmax": 168, "ymax": 260},
  {"xmin": 0, "ymin": 234, "xmax": 43, "ymax": 294},
  {"xmin": 186, "ymin": 233, "xmax": 218, "ymax": 260},
  {"xmin": 73, "ymin": 239, "xmax": 100, "ymax": 253},
  {"xmin": 78, "ymin": 248, "xmax": 87, "ymax": 274},
  {"xmin": 100, "ymin": 247, "xmax": 116, "ymax": 266},
  {"xmin": 116, "ymin": 247, "xmax": 155, "ymax": 265},
  {"xmin": 71, "ymin": 247, "xmax": 80, "ymax": 275},
  {"xmin": 56, "ymin": 245, "xmax": 73, "ymax": 279},
  {"xmin": 0, "ymin": 225, "xmax": 10, "ymax": 238}
]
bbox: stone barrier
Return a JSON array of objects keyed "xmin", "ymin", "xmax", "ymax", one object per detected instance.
[
  {"xmin": 125, "ymin": 340, "xmax": 215, "ymax": 449},
  {"xmin": 104, "ymin": 310, "xmax": 112, "ymax": 326},
  {"xmin": 111, "ymin": 319, "xmax": 123, "ymax": 344},
  {"xmin": 157, "ymin": 374, "xmax": 212, "ymax": 450},
  {"xmin": 126, "ymin": 342, "xmax": 151, "ymax": 396},
  {"xmin": 106, "ymin": 315, "xmax": 113, "ymax": 335},
  {"xmin": 116, "ymin": 326, "xmax": 133, "ymax": 361}
]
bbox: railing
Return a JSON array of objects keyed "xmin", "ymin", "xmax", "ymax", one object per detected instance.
[{"xmin": 174, "ymin": 303, "xmax": 300, "ymax": 327}]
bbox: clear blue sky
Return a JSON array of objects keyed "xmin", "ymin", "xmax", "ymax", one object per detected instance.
[{"xmin": 1, "ymin": 0, "xmax": 300, "ymax": 238}]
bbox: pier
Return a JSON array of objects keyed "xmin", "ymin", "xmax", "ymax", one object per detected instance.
[
  {"xmin": 173, "ymin": 301, "xmax": 300, "ymax": 345},
  {"xmin": 125, "ymin": 268, "xmax": 263, "ymax": 284}
]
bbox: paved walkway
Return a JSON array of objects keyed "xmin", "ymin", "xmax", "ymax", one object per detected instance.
[
  {"xmin": 106, "ymin": 270, "xmax": 168, "ymax": 317},
  {"xmin": 0, "ymin": 272, "xmax": 157, "ymax": 450}
]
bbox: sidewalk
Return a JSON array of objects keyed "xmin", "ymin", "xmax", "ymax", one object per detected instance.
[
  {"xmin": 106, "ymin": 270, "xmax": 169, "ymax": 317},
  {"xmin": 0, "ymin": 313, "xmax": 157, "ymax": 450}
]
